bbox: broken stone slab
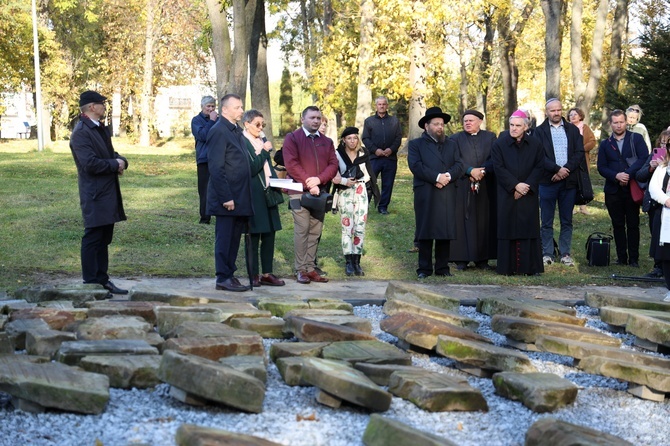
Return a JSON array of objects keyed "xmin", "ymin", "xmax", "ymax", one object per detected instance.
[
  {"xmin": 388, "ymin": 369, "xmax": 488, "ymax": 412},
  {"xmin": 525, "ymin": 417, "xmax": 635, "ymax": 446},
  {"xmin": 625, "ymin": 313, "xmax": 670, "ymax": 347},
  {"xmin": 0, "ymin": 299, "xmax": 36, "ymax": 313},
  {"xmin": 219, "ymin": 355, "xmax": 267, "ymax": 384},
  {"xmin": 300, "ymin": 357, "xmax": 392, "ymax": 412},
  {"xmin": 476, "ymin": 296, "xmax": 583, "ymax": 326},
  {"xmin": 275, "ymin": 357, "xmax": 310, "ymax": 386},
  {"xmin": 56, "ymin": 339, "xmax": 159, "ymax": 365},
  {"xmin": 286, "ymin": 315, "xmax": 372, "ymax": 334},
  {"xmin": 0, "ymin": 332, "xmax": 14, "ymax": 353},
  {"xmin": 535, "ymin": 335, "xmax": 670, "ymax": 369},
  {"xmin": 130, "ymin": 287, "xmax": 211, "ymax": 306},
  {"xmin": 321, "ymin": 340, "xmax": 412, "ymax": 366},
  {"xmin": 154, "ymin": 306, "xmax": 223, "ymax": 337},
  {"xmin": 362, "ymin": 413, "xmax": 457, "ymax": 446},
  {"xmin": 75, "ymin": 315, "xmax": 153, "ymax": 341},
  {"xmin": 14, "ymin": 284, "xmax": 111, "ymax": 306},
  {"xmin": 256, "ymin": 298, "xmax": 310, "ymax": 317},
  {"xmin": 285, "ymin": 316, "xmax": 376, "ymax": 342},
  {"xmin": 163, "ymin": 335, "xmax": 264, "ymax": 361},
  {"xmin": 385, "ymin": 281, "xmax": 460, "ymax": 311},
  {"xmin": 159, "ymin": 350, "xmax": 265, "ymax": 413},
  {"xmin": 578, "ymin": 355, "xmax": 670, "ymax": 394},
  {"xmin": 284, "ymin": 309, "xmax": 353, "ymax": 318},
  {"xmin": 315, "ymin": 388, "xmax": 343, "ymax": 408},
  {"xmin": 229, "ymin": 317, "xmax": 289, "ymax": 339},
  {"xmin": 269, "ymin": 342, "xmax": 330, "ymax": 363},
  {"xmin": 383, "ymin": 298, "xmax": 479, "ymax": 330},
  {"xmin": 168, "ymin": 321, "xmax": 257, "ymax": 339},
  {"xmin": 5, "ymin": 318, "xmax": 50, "ymax": 350},
  {"xmin": 491, "ymin": 315, "xmax": 622, "ymax": 349},
  {"xmin": 306, "ymin": 297, "xmax": 354, "ymax": 312},
  {"xmin": 204, "ymin": 302, "xmax": 272, "ymax": 323},
  {"xmin": 36, "ymin": 300, "xmax": 76, "ymax": 309},
  {"xmin": 175, "ymin": 424, "xmax": 283, "ymax": 446},
  {"xmin": 9, "ymin": 307, "xmax": 87, "ymax": 330},
  {"xmin": 492, "ymin": 372, "xmax": 578, "ymax": 413},
  {"xmin": 380, "ymin": 312, "xmax": 490, "ymax": 350},
  {"xmin": 354, "ymin": 363, "xmax": 425, "ymax": 386},
  {"xmin": 25, "ymin": 328, "xmax": 77, "ymax": 357},
  {"xmin": 85, "ymin": 301, "xmax": 161, "ymax": 324},
  {"xmin": 169, "ymin": 386, "xmax": 208, "ymax": 406},
  {"xmin": 599, "ymin": 306, "xmax": 670, "ymax": 329},
  {"xmin": 0, "ymin": 360, "xmax": 109, "ymax": 414},
  {"xmin": 585, "ymin": 290, "xmax": 670, "ymax": 311},
  {"xmin": 435, "ymin": 335, "xmax": 538, "ymax": 375},
  {"xmin": 627, "ymin": 384, "xmax": 666, "ymax": 402},
  {"xmin": 79, "ymin": 355, "xmax": 161, "ymax": 389}
]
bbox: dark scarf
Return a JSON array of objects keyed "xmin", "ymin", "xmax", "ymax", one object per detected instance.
[{"xmin": 336, "ymin": 143, "xmax": 369, "ymax": 180}]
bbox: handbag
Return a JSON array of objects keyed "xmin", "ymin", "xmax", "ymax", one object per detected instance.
[
  {"xmin": 258, "ymin": 161, "xmax": 284, "ymax": 208},
  {"xmin": 300, "ymin": 190, "xmax": 333, "ymax": 221},
  {"xmin": 624, "ymin": 136, "xmax": 646, "ymax": 205},
  {"xmin": 574, "ymin": 163, "xmax": 594, "ymax": 206},
  {"xmin": 585, "ymin": 232, "xmax": 612, "ymax": 266}
]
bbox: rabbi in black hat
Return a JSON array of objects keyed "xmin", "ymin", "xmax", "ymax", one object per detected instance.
[
  {"xmin": 408, "ymin": 107, "xmax": 464, "ymax": 278},
  {"xmin": 69, "ymin": 90, "xmax": 129, "ymax": 295}
]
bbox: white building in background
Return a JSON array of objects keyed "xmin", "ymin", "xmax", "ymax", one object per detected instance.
[{"xmin": 1, "ymin": 87, "xmax": 35, "ymax": 139}]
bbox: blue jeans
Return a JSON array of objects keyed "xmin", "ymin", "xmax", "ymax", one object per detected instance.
[{"xmin": 539, "ymin": 181, "xmax": 576, "ymax": 258}]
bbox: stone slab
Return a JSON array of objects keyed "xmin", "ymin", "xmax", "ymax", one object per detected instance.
[
  {"xmin": 306, "ymin": 298, "xmax": 354, "ymax": 312},
  {"xmin": 130, "ymin": 288, "xmax": 210, "ymax": 306},
  {"xmin": 0, "ymin": 332, "xmax": 15, "ymax": 353},
  {"xmin": 315, "ymin": 388, "xmax": 343, "ymax": 408},
  {"xmin": 219, "ymin": 355, "xmax": 267, "ymax": 383},
  {"xmin": 0, "ymin": 299, "xmax": 36, "ymax": 313},
  {"xmin": 321, "ymin": 340, "xmax": 412, "ymax": 366},
  {"xmin": 287, "ymin": 315, "xmax": 372, "ymax": 334},
  {"xmin": 204, "ymin": 302, "xmax": 272, "ymax": 322},
  {"xmin": 275, "ymin": 357, "xmax": 310, "ymax": 386},
  {"xmin": 585, "ymin": 291, "xmax": 670, "ymax": 311},
  {"xmin": 169, "ymin": 321, "xmax": 259, "ymax": 339},
  {"xmin": 56, "ymin": 339, "xmax": 159, "ymax": 365},
  {"xmin": 492, "ymin": 372, "xmax": 578, "ymax": 413},
  {"xmin": 625, "ymin": 313, "xmax": 670, "ymax": 347},
  {"xmin": 300, "ymin": 357, "xmax": 392, "ymax": 412},
  {"xmin": 175, "ymin": 423, "xmax": 283, "ymax": 446},
  {"xmin": 25, "ymin": 328, "xmax": 77, "ymax": 358},
  {"xmin": 388, "ymin": 369, "xmax": 488, "ymax": 412},
  {"xmin": 9, "ymin": 307, "xmax": 86, "ymax": 330},
  {"xmin": 578, "ymin": 355, "xmax": 670, "ymax": 393},
  {"xmin": 269, "ymin": 342, "xmax": 330, "ymax": 363},
  {"xmin": 163, "ymin": 335, "xmax": 264, "ymax": 361},
  {"xmin": 14, "ymin": 284, "xmax": 110, "ymax": 306},
  {"xmin": 353, "ymin": 363, "xmax": 425, "ymax": 386},
  {"xmin": 285, "ymin": 316, "xmax": 376, "ymax": 342},
  {"xmin": 154, "ymin": 306, "xmax": 223, "ymax": 337},
  {"xmin": 435, "ymin": 335, "xmax": 538, "ymax": 373},
  {"xmin": 627, "ymin": 384, "xmax": 666, "ymax": 402},
  {"xmin": 229, "ymin": 317, "xmax": 289, "ymax": 339},
  {"xmin": 284, "ymin": 309, "xmax": 353, "ymax": 318},
  {"xmin": 79, "ymin": 354, "xmax": 161, "ymax": 389},
  {"xmin": 381, "ymin": 312, "xmax": 489, "ymax": 350},
  {"xmin": 169, "ymin": 386, "xmax": 208, "ymax": 406},
  {"xmin": 75, "ymin": 315, "xmax": 152, "ymax": 341},
  {"xmin": 476, "ymin": 296, "xmax": 583, "ymax": 326},
  {"xmin": 383, "ymin": 298, "xmax": 479, "ymax": 330},
  {"xmin": 363, "ymin": 413, "xmax": 457, "ymax": 446},
  {"xmin": 525, "ymin": 417, "xmax": 634, "ymax": 446},
  {"xmin": 86, "ymin": 301, "xmax": 161, "ymax": 324},
  {"xmin": 385, "ymin": 281, "xmax": 460, "ymax": 311},
  {"xmin": 5, "ymin": 318, "xmax": 50, "ymax": 350},
  {"xmin": 257, "ymin": 298, "xmax": 310, "ymax": 317}
]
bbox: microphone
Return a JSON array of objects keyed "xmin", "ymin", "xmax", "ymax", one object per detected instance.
[{"xmin": 260, "ymin": 131, "xmax": 267, "ymax": 143}]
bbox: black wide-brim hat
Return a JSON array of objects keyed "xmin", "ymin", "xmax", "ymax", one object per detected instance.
[{"xmin": 418, "ymin": 106, "xmax": 451, "ymax": 129}]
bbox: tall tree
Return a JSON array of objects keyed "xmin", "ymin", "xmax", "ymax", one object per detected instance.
[
  {"xmin": 540, "ymin": 0, "xmax": 565, "ymax": 100},
  {"xmin": 139, "ymin": 0, "xmax": 157, "ymax": 146},
  {"xmin": 204, "ymin": 0, "xmax": 232, "ymax": 101},
  {"xmin": 601, "ymin": 0, "xmax": 628, "ymax": 133},
  {"xmin": 278, "ymin": 66, "xmax": 295, "ymax": 136},
  {"xmin": 354, "ymin": 0, "xmax": 374, "ymax": 128},
  {"xmin": 407, "ymin": 0, "xmax": 428, "ymax": 141},
  {"xmin": 249, "ymin": 0, "xmax": 273, "ymax": 141}
]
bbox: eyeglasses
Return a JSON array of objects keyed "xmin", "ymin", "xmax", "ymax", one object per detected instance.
[
  {"xmin": 254, "ymin": 122, "xmax": 266, "ymax": 128},
  {"xmin": 627, "ymin": 107, "xmax": 641, "ymax": 113}
]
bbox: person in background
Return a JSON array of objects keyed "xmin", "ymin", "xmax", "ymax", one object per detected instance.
[
  {"xmin": 408, "ymin": 107, "xmax": 464, "ymax": 278},
  {"xmin": 491, "ymin": 110, "xmax": 545, "ymax": 276},
  {"xmin": 362, "ymin": 96, "xmax": 402, "ymax": 215},
  {"xmin": 312, "ymin": 115, "xmax": 331, "ymax": 277},
  {"xmin": 241, "ymin": 109, "xmax": 285, "ymax": 287},
  {"xmin": 332, "ymin": 127, "xmax": 378, "ymax": 276},
  {"xmin": 597, "ymin": 109, "xmax": 649, "ymax": 268},
  {"xmin": 626, "ymin": 104, "xmax": 652, "ymax": 150},
  {"xmin": 70, "ymin": 90, "xmax": 129, "ymax": 295},
  {"xmin": 191, "ymin": 96, "xmax": 218, "ymax": 224},
  {"xmin": 646, "ymin": 146, "xmax": 670, "ymax": 301},
  {"xmin": 637, "ymin": 130, "xmax": 670, "ymax": 279},
  {"xmin": 568, "ymin": 107, "xmax": 597, "ymax": 215}
]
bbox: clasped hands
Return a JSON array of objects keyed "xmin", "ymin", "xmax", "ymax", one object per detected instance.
[
  {"xmin": 305, "ymin": 176, "xmax": 321, "ymax": 195},
  {"xmin": 514, "ymin": 182, "xmax": 530, "ymax": 200},
  {"xmin": 375, "ymin": 148, "xmax": 393, "ymax": 157},
  {"xmin": 615, "ymin": 172, "xmax": 630, "ymax": 187},
  {"xmin": 117, "ymin": 158, "xmax": 126, "ymax": 175},
  {"xmin": 435, "ymin": 172, "xmax": 451, "ymax": 189},
  {"xmin": 551, "ymin": 167, "xmax": 570, "ymax": 182}
]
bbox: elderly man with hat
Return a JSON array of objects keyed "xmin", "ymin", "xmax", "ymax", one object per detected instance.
[
  {"xmin": 408, "ymin": 107, "xmax": 465, "ymax": 278},
  {"xmin": 69, "ymin": 90, "xmax": 129, "ymax": 294},
  {"xmin": 449, "ymin": 109, "xmax": 498, "ymax": 271}
]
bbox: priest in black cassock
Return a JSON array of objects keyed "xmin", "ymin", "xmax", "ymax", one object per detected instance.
[
  {"xmin": 449, "ymin": 110, "xmax": 498, "ymax": 270},
  {"xmin": 491, "ymin": 109, "xmax": 545, "ymax": 276}
]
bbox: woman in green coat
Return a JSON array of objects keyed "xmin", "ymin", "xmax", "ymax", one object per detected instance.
[{"xmin": 242, "ymin": 109, "xmax": 285, "ymax": 287}]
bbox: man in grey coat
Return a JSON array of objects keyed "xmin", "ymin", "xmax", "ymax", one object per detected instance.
[{"xmin": 70, "ymin": 91, "xmax": 128, "ymax": 294}]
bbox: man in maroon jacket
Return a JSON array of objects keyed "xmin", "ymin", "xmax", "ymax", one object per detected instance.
[{"xmin": 283, "ymin": 106, "xmax": 338, "ymax": 284}]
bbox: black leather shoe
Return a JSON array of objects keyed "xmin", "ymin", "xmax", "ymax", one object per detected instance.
[
  {"xmin": 435, "ymin": 271, "xmax": 453, "ymax": 277},
  {"xmin": 378, "ymin": 208, "xmax": 389, "ymax": 215},
  {"xmin": 629, "ymin": 261, "xmax": 640, "ymax": 268},
  {"xmin": 645, "ymin": 267, "xmax": 663, "ymax": 278},
  {"xmin": 102, "ymin": 281, "xmax": 128, "ymax": 295},
  {"xmin": 215, "ymin": 278, "xmax": 250, "ymax": 292},
  {"xmin": 417, "ymin": 272, "xmax": 429, "ymax": 279}
]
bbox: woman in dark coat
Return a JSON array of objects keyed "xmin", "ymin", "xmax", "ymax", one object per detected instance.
[
  {"xmin": 408, "ymin": 107, "xmax": 465, "ymax": 278},
  {"xmin": 242, "ymin": 109, "xmax": 285, "ymax": 287},
  {"xmin": 491, "ymin": 109, "xmax": 545, "ymax": 275}
]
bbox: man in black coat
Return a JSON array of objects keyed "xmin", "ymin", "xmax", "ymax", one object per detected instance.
[
  {"xmin": 408, "ymin": 107, "xmax": 464, "ymax": 278},
  {"xmin": 70, "ymin": 91, "xmax": 128, "ymax": 294},
  {"xmin": 207, "ymin": 93, "xmax": 254, "ymax": 291},
  {"xmin": 533, "ymin": 98, "xmax": 584, "ymax": 267}
]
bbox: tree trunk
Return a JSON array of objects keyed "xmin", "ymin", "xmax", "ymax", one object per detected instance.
[
  {"xmin": 541, "ymin": 0, "xmax": 563, "ymax": 100},
  {"xmin": 229, "ymin": 0, "xmax": 257, "ymax": 103},
  {"xmin": 601, "ymin": 0, "xmax": 628, "ymax": 133},
  {"xmin": 569, "ymin": 0, "xmax": 585, "ymax": 99},
  {"xmin": 457, "ymin": 27, "xmax": 468, "ymax": 117},
  {"xmin": 205, "ymin": 0, "xmax": 232, "ymax": 102},
  {"xmin": 475, "ymin": 8, "xmax": 495, "ymax": 120},
  {"xmin": 354, "ymin": 0, "xmax": 374, "ymax": 129},
  {"xmin": 139, "ymin": 0, "xmax": 156, "ymax": 146},
  {"xmin": 408, "ymin": 0, "xmax": 427, "ymax": 141},
  {"xmin": 249, "ymin": 0, "xmax": 273, "ymax": 142}
]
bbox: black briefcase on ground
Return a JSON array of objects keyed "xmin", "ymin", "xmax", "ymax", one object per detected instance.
[{"xmin": 585, "ymin": 232, "xmax": 612, "ymax": 266}]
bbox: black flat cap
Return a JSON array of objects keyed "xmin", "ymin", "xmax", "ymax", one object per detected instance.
[{"xmin": 79, "ymin": 91, "xmax": 107, "ymax": 106}]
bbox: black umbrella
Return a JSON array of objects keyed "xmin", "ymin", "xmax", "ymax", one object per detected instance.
[{"xmin": 244, "ymin": 220, "xmax": 253, "ymax": 291}]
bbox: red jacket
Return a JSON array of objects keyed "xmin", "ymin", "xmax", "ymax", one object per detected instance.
[{"xmin": 283, "ymin": 128, "xmax": 338, "ymax": 190}]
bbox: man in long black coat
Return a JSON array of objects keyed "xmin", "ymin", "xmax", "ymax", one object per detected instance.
[
  {"xmin": 207, "ymin": 93, "xmax": 254, "ymax": 291},
  {"xmin": 408, "ymin": 107, "xmax": 464, "ymax": 278},
  {"xmin": 70, "ymin": 91, "xmax": 128, "ymax": 294},
  {"xmin": 449, "ymin": 110, "xmax": 497, "ymax": 270}
]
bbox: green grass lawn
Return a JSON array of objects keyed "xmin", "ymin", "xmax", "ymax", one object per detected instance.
[{"xmin": 0, "ymin": 137, "xmax": 656, "ymax": 292}]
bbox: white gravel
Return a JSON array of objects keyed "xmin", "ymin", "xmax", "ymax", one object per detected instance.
[{"xmin": 0, "ymin": 304, "xmax": 668, "ymax": 446}]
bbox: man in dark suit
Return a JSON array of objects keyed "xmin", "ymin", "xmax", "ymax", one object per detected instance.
[
  {"xmin": 408, "ymin": 107, "xmax": 464, "ymax": 278},
  {"xmin": 70, "ymin": 90, "xmax": 128, "ymax": 295},
  {"xmin": 533, "ymin": 98, "xmax": 584, "ymax": 267},
  {"xmin": 207, "ymin": 93, "xmax": 254, "ymax": 291},
  {"xmin": 597, "ymin": 109, "xmax": 650, "ymax": 267}
]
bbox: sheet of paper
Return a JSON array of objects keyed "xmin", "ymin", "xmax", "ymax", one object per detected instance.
[
  {"xmin": 661, "ymin": 206, "xmax": 670, "ymax": 244},
  {"xmin": 269, "ymin": 178, "xmax": 303, "ymax": 192}
]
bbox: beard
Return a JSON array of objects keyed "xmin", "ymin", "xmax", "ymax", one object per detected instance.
[{"xmin": 427, "ymin": 129, "xmax": 446, "ymax": 143}]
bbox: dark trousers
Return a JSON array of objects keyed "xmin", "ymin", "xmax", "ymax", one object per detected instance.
[
  {"xmin": 197, "ymin": 163, "xmax": 210, "ymax": 222},
  {"xmin": 250, "ymin": 232, "xmax": 276, "ymax": 275},
  {"xmin": 605, "ymin": 188, "xmax": 640, "ymax": 264},
  {"xmin": 417, "ymin": 239, "xmax": 450, "ymax": 276},
  {"xmin": 371, "ymin": 157, "xmax": 397, "ymax": 210},
  {"xmin": 81, "ymin": 224, "xmax": 114, "ymax": 284},
  {"xmin": 215, "ymin": 215, "xmax": 246, "ymax": 282}
]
